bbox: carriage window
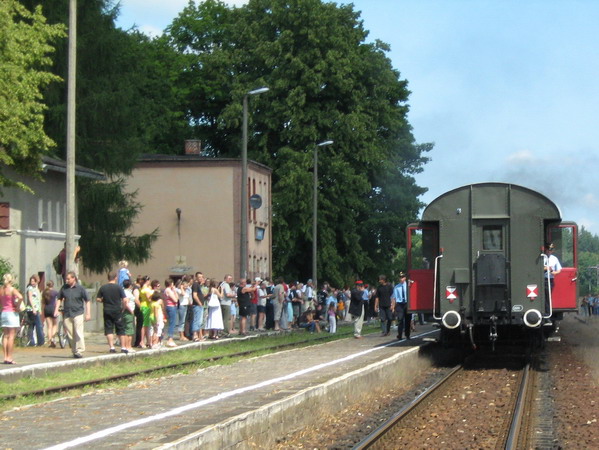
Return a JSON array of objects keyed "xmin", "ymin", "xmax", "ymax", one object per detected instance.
[
  {"xmin": 409, "ymin": 227, "xmax": 437, "ymax": 270},
  {"xmin": 548, "ymin": 225, "xmax": 575, "ymax": 267},
  {"xmin": 483, "ymin": 226, "xmax": 503, "ymax": 251}
]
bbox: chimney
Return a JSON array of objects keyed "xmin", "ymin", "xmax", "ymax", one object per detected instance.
[{"xmin": 184, "ymin": 140, "xmax": 202, "ymax": 155}]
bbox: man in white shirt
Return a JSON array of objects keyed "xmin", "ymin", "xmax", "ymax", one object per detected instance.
[
  {"xmin": 543, "ymin": 242, "xmax": 562, "ymax": 317},
  {"xmin": 220, "ymin": 274, "xmax": 236, "ymax": 337}
]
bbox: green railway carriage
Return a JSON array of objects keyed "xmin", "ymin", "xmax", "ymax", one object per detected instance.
[{"xmin": 407, "ymin": 183, "xmax": 578, "ymax": 347}]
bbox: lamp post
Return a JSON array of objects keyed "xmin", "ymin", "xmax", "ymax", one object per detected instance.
[
  {"xmin": 241, "ymin": 86, "xmax": 269, "ymax": 280},
  {"xmin": 312, "ymin": 140, "xmax": 334, "ymax": 291}
]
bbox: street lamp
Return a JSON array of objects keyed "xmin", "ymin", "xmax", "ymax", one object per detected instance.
[
  {"xmin": 312, "ymin": 140, "xmax": 334, "ymax": 291},
  {"xmin": 241, "ymin": 86, "xmax": 269, "ymax": 279}
]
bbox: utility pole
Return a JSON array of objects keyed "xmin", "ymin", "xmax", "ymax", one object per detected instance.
[{"xmin": 65, "ymin": 0, "xmax": 77, "ymax": 273}]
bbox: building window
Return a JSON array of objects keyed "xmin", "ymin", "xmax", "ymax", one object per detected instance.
[
  {"xmin": 0, "ymin": 203, "xmax": 9, "ymax": 229},
  {"xmin": 255, "ymin": 226, "xmax": 265, "ymax": 241}
]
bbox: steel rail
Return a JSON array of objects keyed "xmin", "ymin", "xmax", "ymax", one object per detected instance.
[
  {"xmin": 0, "ymin": 333, "xmax": 354, "ymax": 402},
  {"xmin": 504, "ymin": 362, "xmax": 532, "ymax": 449},
  {"xmin": 353, "ymin": 364, "xmax": 463, "ymax": 449}
]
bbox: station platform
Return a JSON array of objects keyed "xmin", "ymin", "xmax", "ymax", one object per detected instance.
[{"xmin": 0, "ymin": 325, "xmax": 439, "ymax": 449}]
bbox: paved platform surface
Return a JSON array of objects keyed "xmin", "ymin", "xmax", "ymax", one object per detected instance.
[
  {"xmin": 0, "ymin": 324, "xmax": 437, "ymax": 449},
  {"xmin": 0, "ymin": 331, "xmax": 205, "ymax": 372}
]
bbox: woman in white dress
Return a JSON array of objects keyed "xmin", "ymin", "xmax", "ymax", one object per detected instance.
[{"xmin": 205, "ymin": 279, "xmax": 224, "ymax": 339}]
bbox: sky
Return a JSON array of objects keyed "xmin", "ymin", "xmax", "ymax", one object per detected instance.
[{"xmin": 115, "ymin": 0, "xmax": 599, "ymax": 233}]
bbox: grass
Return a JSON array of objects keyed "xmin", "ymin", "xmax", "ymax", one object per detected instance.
[{"xmin": 0, "ymin": 323, "xmax": 380, "ymax": 411}]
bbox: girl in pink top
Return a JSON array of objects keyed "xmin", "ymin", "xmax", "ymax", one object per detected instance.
[{"xmin": 1, "ymin": 273, "xmax": 23, "ymax": 364}]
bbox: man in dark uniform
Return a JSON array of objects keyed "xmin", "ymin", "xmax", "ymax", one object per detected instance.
[
  {"xmin": 348, "ymin": 280, "xmax": 366, "ymax": 339},
  {"xmin": 392, "ymin": 272, "xmax": 411, "ymax": 340},
  {"xmin": 374, "ymin": 275, "xmax": 394, "ymax": 336}
]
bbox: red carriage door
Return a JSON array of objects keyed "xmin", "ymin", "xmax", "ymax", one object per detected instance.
[
  {"xmin": 547, "ymin": 223, "xmax": 578, "ymax": 311},
  {"xmin": 407, "ymin": 225, "xmax": 439, "ymax": 313}
]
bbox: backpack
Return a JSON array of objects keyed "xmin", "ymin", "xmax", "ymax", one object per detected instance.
[{"xmin": 52, "ymin": 255, "xmax": 62, "ymax": 274}]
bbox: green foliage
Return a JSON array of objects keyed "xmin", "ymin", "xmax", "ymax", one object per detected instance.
[
  {"xmin": 77, "ymin": 178, "xmax": 158, "ymax": 274},
  {"xmin": 0, "ymin": 0, "xmax": 65, "ymax": 190},
  {"xmin": 0, "ymin": 256, "xmax": 15, "ymax": 281},
  {"xmin": 167, "ymin": 0, "xmax": 432, "ymax": 286},
  {"xmin": 577, "ymin": 226, "xmax": 599, "ymax": 295}
]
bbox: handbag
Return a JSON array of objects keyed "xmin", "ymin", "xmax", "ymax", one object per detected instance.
[
  {"xmin": 208, "ymin": 292, "xmax": 220, "ymax": 307},
  {"xmin": 12, "ymin": 291, "xmax": 26, "ymax": 312}
]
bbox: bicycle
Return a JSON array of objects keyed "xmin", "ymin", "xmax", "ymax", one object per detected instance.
[
  {"xmin": 55, "ymin": 313, "xmax": 70, "ymax": 349},
  {"xmin": 16, "ymin": 312, "xmax": 33, "ymax": 347}
]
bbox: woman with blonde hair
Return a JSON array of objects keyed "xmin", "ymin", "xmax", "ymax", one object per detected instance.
[{"xmin": 1, "ymin": 274, "xmax": 24, "ymax": 364}]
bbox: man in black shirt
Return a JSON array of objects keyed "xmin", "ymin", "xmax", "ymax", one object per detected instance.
[
  {"xmin": 55, "ymin": 271, "xmax": 90, "ymax": 358},
  {"xmin": 237, "ymin": 279, "xmax": 257, "ymax": 336},
  {"xmin": 96, "ymin": 271, "xmax": 127, "ymax": 353},
  {"xmin": 374, "ymin": 274, "xmax": 394, "ymax": 336},
  {"xmin": 191, "ymin": 272, "xmax": 205, "ymax": 341}
]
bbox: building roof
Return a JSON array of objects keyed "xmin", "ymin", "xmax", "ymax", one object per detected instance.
[
  {"xmin": 42, "ymin": 156, "xmax": 105, "ymax": 180},
  {"xmin": 138, "ymin": 154, "xmax": 272, "ymax": 172}
]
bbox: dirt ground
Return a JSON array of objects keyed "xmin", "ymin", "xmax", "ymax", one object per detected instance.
[
  {"xmin": 549, "ymin": 314, "xmax": 599, "ymax": 448},
  {"xmin": 275, "ymin": 314, "xmax": 599, "ymax": 449}
]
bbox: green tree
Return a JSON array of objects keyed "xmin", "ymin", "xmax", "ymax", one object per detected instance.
[
  {"xmin": 19, "ymin": 0, "xmax": 184, "ymax": 272},
  {"xmin": 77, "ymin": 179, "xmax": 158, "ymax": 274},
  {"xmin": 577, "ymin": 226, "xmax": 599, "ymax": 295},
  {"xmin": 167, "ymin": 0, "xmax": 431, "ymax": 286},
  {"xmin": 0, "ymin": 256, "xmax": 16, "ymax": 281},
  {"xmin": 0, "ymin": 0, "xmax": 65, "ymax": 190}
]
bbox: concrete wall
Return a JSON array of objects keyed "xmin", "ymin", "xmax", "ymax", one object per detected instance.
[
  {"xmin": 0, "ymin": 169, "xmax": 72, "ymax": 288},
  {"xmin": 106, "ymin": 158, "xmax": 272, "ymax": 284}
]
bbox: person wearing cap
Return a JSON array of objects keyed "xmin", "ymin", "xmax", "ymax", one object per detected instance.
[
  {"xmin": 348, "ymin": 280, "xmax": 366, "ymax": 338},
  {"xmin": 392, "ymin": 272, "xmax": 411, "ymax": 340},
  {"xmin": 543, "ymin": 242, "xmax": 562, "ymax": 318}
]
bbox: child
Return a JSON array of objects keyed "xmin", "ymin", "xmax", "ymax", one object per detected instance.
[
  {"xmin": 150, "ymin": 291, "xmax": 166, "ymax": 349},
  {"xmin": 121, "ymin": 280, "xmax": 136, "ymax": 353},
  {"xmin": 229, "ymin": 282, "xmax": 238, "ymax": 333},
  {"xmin": 325, "ymin": 289, "xmax": 337, "ymax": 332},
  {"xmin": 327, "ymin": 301, "xmax": 337, "ymax": 334},
  {"xmin": 117, "ymin": 260, "xmax": 131, "ymax": 287}
]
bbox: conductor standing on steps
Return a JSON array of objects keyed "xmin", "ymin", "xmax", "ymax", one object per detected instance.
[{"xmin": 543, "ymin": 242, "xmax": 562, "ymax": 317}]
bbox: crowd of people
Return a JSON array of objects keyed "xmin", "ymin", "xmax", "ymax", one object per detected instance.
[
  {"xmin": 581, "ymin": 294, "xmax": 599, "ymax": 316},
  {"xmin": 1, "ymin": 259, "xmax": 425, "ymax": 363}
]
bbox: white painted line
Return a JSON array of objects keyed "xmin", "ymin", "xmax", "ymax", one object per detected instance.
[{"xmin": 44, "ymin": 330, "xmax": 438, "ymax": 450}]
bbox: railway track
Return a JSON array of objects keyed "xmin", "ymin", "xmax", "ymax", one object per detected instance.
[
  {"xmin": 355, "ymin": 357, "xmax": 537, "ymax": 449},
  {"xmin": 0, "ymin": 332, "xmax": 353, "ymax": 402}
]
